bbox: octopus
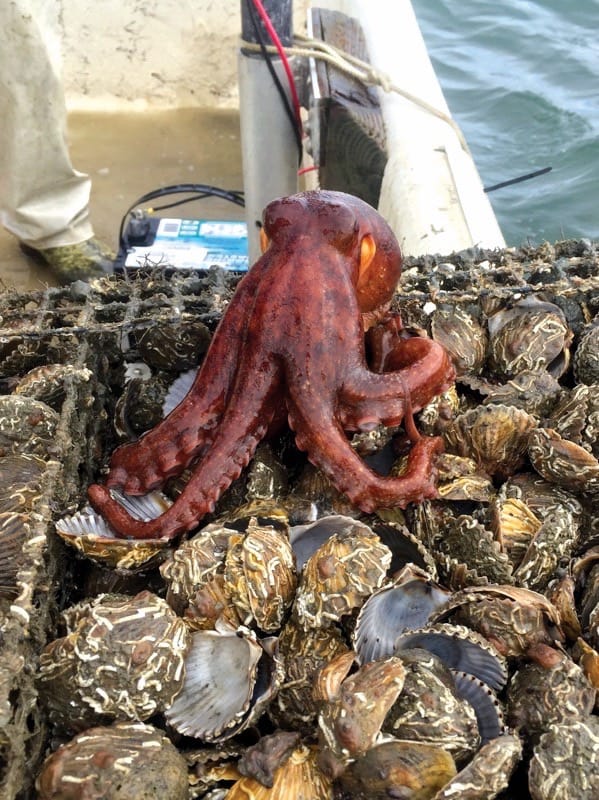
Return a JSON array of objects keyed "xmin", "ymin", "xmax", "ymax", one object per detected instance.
[{"xmin": 88, "ymin": 190, "xmax": 455, "ymax": 540}]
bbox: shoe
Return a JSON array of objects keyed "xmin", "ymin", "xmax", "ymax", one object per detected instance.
[{"xmin": 21, "ymin": 237, "xmax": 115, "ymax": 284}]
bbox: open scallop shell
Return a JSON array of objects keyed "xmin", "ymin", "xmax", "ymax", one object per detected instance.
[
  {"xmin": 164, "ymin": 621, "xmax": 281, "ymax": 742},
  {"xmin": 393, "ymin": 623, "xmax": 508, "ymax": 691},
  {"xmin": 353, "ymin": 566, "xmax": 451, "ymax": 665},
  {"xmin": 292, "ymin": 516, "xmax": 391, "ymax": 628},
  {"xmin": 487, "ymin": 297, "xmax": 572, "ymax": 379},
  {"xmin": 55, "ymin": 490, "xmax": 172, "ymax": 569},
  {"xmin": 451, "ymin": 670, "xmax": 506, "ymax": 743}
]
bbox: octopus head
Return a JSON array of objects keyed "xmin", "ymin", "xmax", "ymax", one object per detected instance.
[{"xmin": 262, "ymin": 191, "xmax": 402, "ymax": 315}]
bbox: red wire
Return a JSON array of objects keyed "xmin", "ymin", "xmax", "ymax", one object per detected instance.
[{"xmin": 251, "ymin": 0, "xmax": 303, "ymax": 136}]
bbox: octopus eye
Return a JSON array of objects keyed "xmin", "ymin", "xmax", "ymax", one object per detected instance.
[{"xmin": 259, "ymin": 228, "xmax": 271, "ymax": 253}]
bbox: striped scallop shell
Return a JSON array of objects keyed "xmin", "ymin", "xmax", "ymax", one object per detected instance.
[
  {"xmin": 0, "ymin": 512, "xmax": 30, "ymax": 598},
  {"xmin": 55, "ymin": 491, "xmax": 172, "ymax": 569},
  {"xmin": 444, "ymin": 404, "xmax": 536, "ymax": 480},
  {"xmin": 529, "ymin": 427, "xmax": 599, "ymax": 493}
]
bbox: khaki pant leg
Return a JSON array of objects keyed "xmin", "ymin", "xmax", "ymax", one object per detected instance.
[{"xmin": 0, "ymin": 0, "xmax": 93, "ymax": 248}]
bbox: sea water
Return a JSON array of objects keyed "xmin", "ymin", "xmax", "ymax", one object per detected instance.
[{"xmin": 411, "ymin": 0, "xmax": 599, "ymax": 246}]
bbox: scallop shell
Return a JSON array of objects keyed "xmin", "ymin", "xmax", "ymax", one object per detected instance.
[
  {"xmin": 226, "ymin": 744, "xmax": 332, "ymax": 800},
  {"xmin": 38, "ymin": 591, "xmax": 189, "ymax": 731},
  {"xmin": 163, "ymin": 367, "xmax": 197, "ymax": 416},
  {"xmin": 487, "ymin": 297, "xmax": 572, "ymax": 379},
  {"xmin": 528, "ymin": 427, "xmax": 599, "ymax": 492},
  {"xmin": 443, "ymin": 404, "xmax": 536, "ymax": 479},
  {"xmin": 0, "ymin": 395, "xmax": 60, "ymax": 458},
  {"xmin": 293, "ymin": 516, "xmax": 391, "ymax": 628},
  {"xmin": 480, "ymin": 369, "xmax": 562, "ymax": 417},
  {"xmin": 436, "ymin": 515, "xmax": 514, "ymax": 588},
  {"xmin": 490, "ymin": 495, "xmax": 542, "ymax": 567},
  {"xmin": 55, "ymin": 492, "xmax": 173, "ymax": 570},
  {"xmin": 573, "ymin": 320, "xmax": 599, "ymax": 385},
  {"xmin": 161, "ymin": 522, "xmax": 233, "ymax": 620},
  {"xmin": 430, "ymin": 307, "xmax": 487, "ymax": 377},
  {"xmin": 506, "ymin": 649, "xmax": 596, "ymax": 742},
  {"xmin": 0, "ymin": 454, "xmax": 47, "ymax": 513},
  {"xmin": 333, "ymin": 739, "xmax": 457, "ymax": 800},
  {"xmin": 382, "ymin": 649, "xmax": 481, "ymax": 763},
  {"xmin": 224, "ymin": 519, "xmax": 297, "ymax": 632},
  {"xmin": 512, "ymin": 504, "xmax": 577, "ymax": 592},
  {"xmin": 353, "ymin": 566, "xmax": 451, "ymax": 665},
  {"xmin": 0, "ymin": 512, "xmax": 30, "ymax": 598},
  {"xmin": 528, "ymin": 719, "xmax": 599, "ymax": 800},
  {"xmin": 136, "ymin": 315, "xmax": 211, "ymax": 372},
  {"xmin": 35, "ymin": 721, "xmax": 189, "ymax": 800},
  {"xmin": 165, "ymin": 621, "xmax": 281, "ymax": 742},
  {"xmin": 451, "ymin": 671, "xmax": 506, "ymax": 744},
  {"xmin": 436, "ymin": 454, "xmax": 494, "ymax": 502},
  {"xmin": 393, "ymin": 623, "xmax": 508, "ymax": 691},
  {"xmin": 269, "ymin": 617, "xmax": 349, "ymax": 734},
  {"xmin": 318, "ymin": 656, "xmax": 406, "ymax": 763},
  {"xmin": 434, "ymin": 584, "xmax": 564, "ymax": 658},
  {"xmin": 431, "ymin": 733, "xmax": 522, "ymax": 800},
  {"xmin": 14, "ymin": 363, "xmax": 92, "ymax": 410}
]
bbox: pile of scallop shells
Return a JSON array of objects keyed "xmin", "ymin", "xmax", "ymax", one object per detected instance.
[{"xmin": 6, "ymin": 242, "xmax": 599, "ymax": 798}]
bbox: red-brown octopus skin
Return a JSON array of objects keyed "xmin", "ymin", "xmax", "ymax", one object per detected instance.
[{"xmin": 88, "ymin": 190, "xmax": 455, "ymax": 540}]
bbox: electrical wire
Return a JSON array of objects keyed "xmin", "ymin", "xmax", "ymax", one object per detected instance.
[
  {"xmin": 118, "ymin": 183, "xmax": 245, "ymax": 253},
  {"xmin": 245, "ymin": 0, "xmax": 303, "ymax": 163},
  {"xmin": 484, "ymin": 166, "xmax": 552, "ymax": 193},
  {"xmin": 250, "ymin": 0, "xmax": 303, "ymax": 135}
]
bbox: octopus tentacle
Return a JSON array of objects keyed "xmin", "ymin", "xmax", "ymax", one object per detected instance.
[
  {"xmin": 287, "ymin": 397, "xmax": 444, "ymax": 512},
  {"xmin": 89, "ymin": 365, "xmax": 282, "ymax": 540},
  {"xmin": 106, "ymin": 265, "xmax": 267, "ymax": 494},
  {"xmin": 338, "ymin": 337, "xmax": 455, "ymax": 430}
]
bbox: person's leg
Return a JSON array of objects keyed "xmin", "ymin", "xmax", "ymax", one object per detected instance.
[{"xmin": 0, "ymin": 0, "xmax": 113, "ymax": 281}]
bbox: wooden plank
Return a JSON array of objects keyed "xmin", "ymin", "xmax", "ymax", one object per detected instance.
[{"xmin": 310, "ymin": 8, "xmax": 387, "ymax": 207}]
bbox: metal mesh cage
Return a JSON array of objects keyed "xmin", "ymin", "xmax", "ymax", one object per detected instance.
[{"xmin": 1, "ymin": 240, "xmax": 598, "ymax": 797}]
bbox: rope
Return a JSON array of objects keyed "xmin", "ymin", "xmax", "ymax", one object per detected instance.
[{"xmin": 242, "ymin": 35, "xmax": 470, "ymax": 153}]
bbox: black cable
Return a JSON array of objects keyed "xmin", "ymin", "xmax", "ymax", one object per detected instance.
[
  {"xmin": 118, "ymin": 184, "xmax": 245, "ymax": 252},
  {"xmin": 484, "ymin": 166, "xmax": 552, "ymax": 193},
  {"xmin": 244, "ymin": 0, "xmax": 303, "ymax": 165}
]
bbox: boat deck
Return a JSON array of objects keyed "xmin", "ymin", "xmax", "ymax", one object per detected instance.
[{"xmin": 0, "ymin": 107, "xmax": 244, "ymax": 291}]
